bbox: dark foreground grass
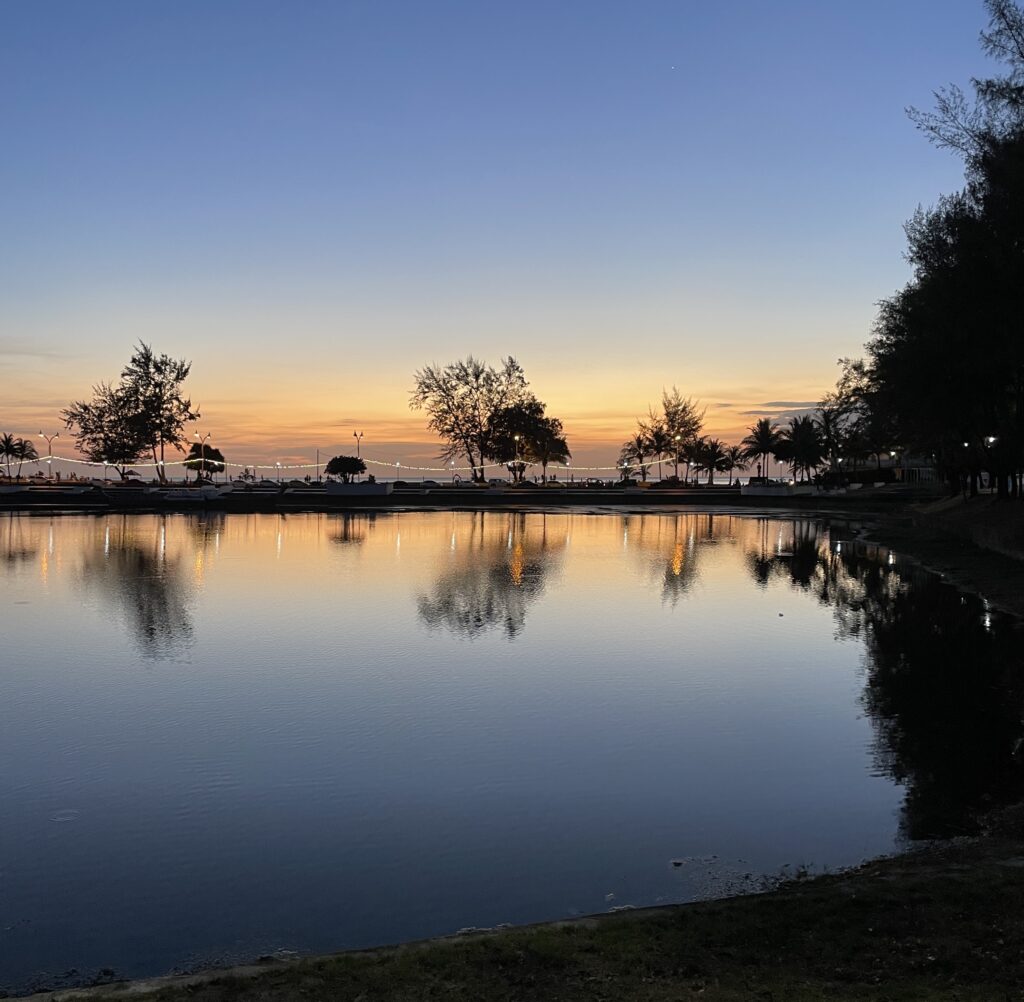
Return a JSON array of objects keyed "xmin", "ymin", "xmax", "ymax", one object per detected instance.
[{"xmin": 41, "ymin": 823, "xmax": 1024, "ymax": 1002}]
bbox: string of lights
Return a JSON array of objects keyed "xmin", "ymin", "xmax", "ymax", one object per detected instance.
[{"xmin": 30, "ymin": 453, "xmax": 671, "ymax": 474}]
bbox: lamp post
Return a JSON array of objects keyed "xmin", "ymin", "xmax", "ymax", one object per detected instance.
[
  {"xmin": 673, "ymin": 434, "xmax": 681, "ymax": 481},
  {"xmin": 39, "ymin": 431, "xmax": 59, "ymax": 480},
  {"xmin": 353, "ymin": 430, "xmax": 363, "ymax": 458},
  {"xmin": 195, "ymin": 431, "xmax": 212, "ymax": 482},
  {"xmin": 513, "ymin": 434, "xmax": 521, "ymax": 482}
]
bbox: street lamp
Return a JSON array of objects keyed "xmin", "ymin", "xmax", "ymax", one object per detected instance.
[
  {"xmin": 513, "ymin": 434, "xmax": 521, "ymax": 482},
  {"xmin": 673, "ymin": 434, "xmax": 681, "ymax": 481},
  {"xmin": 353, "ymin": 430, "xmax": 363, "ymax": 458},
  {"xmin": 195, "ymin": 431, "xmax": 212, "ymax": 482},
  {"xmin": 275, "ymin": 461, "xmax": 282, "ymax": 483},
  {"xmin": 39, "ymin": 431, "xmax": 59, "ymax": 480}
]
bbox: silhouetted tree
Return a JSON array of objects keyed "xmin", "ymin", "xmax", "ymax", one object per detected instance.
[
  {"xmin": 12, "ymin": 438, "xmax": 38, "ymax": 478},
  {"xmin": 485, "ymin": 396, "xmax": 570, "ymax": 482},
  {"xmin": 120, "ymin": 343, "xmax": 200, "ymax": 482},
  {"xmin": 530, "ymin": 417, "xmax": 571, "ymax": 482},
  {"xmin": 646, "ymin": 422, "xmax": 672, "ymax": 480},
  {"xmin": 723, "ymin": 445, "xmax": 747, "ymax": 485},
  {"xmin": 183, "ymin": 443, "xmax": 226, "ymax": 479},
  {"xmin": 410, "ymin": 357, "xmax": 529, "ymax": 482},
  {"xmin": 619, "ymin": 432, "xmax": 650, "ymax": 481},
  {"xmin": 661, "ymin": 387, "xmax": 705, "ymax": 444},
  {"xmin": 693, "ymin": 437, "xmax": 730, "ymax": 485},
  {"xmin": 62, "ymin": 343, "xmax": 199, "ymax": 482},
  {"xmin": 0, "ymin": 433, "xmax": 15, "ymax": 480},
  {"xmin": 325, "ymin": 455, "xmax": 367, "ymax": 482},
  {"xmin": 741, "ymin": 418, "xmax": 783, "ymax": 481},
  {"xmin": 62, "ymin": 382, "xmax": 150, "ymax": 478},
  {"xmin": 778, "ymin": 416, "xmax": 823, "ymax": 482},
  {"xmin": 869, "ymin": 1, "xmax": 1024, "ymax": 498}
]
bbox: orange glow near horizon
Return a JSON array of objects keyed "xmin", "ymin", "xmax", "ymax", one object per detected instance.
[{"xmin": 2, "ymin": 347, "xmax": 832, "ymax": 471}]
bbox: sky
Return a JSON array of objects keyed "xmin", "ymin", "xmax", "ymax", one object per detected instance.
[{"xmin": 0, "ymin": 0, "xmax": 996, "ymax": 474}]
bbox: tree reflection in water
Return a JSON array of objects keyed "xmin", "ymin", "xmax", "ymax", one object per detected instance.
[
  {"xmin": 79, "ymin": 516, "xmax": 194, "ymax": 659},
  {"xmin": 418, "ymin": 512, "xmax": 564, "ymax": 639},
  {"xmin": 745, "ymin": 518, "xmax": 1024, "ymax": 840},
  {"xmin": 0, "ymin": 513, "xmax": 39, "ymax": 567},
  {"xmin": 328, "ymin": 512, "xmax": 377, "ymax": 546},
  {"xmin": 623, "ymin": 512, "xmax": 750, "ymax": 605}
]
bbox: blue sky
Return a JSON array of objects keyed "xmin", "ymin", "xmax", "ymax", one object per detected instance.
[{"xmin": 0, "ymin": 1, "xmax": 994, "ymax": 469}]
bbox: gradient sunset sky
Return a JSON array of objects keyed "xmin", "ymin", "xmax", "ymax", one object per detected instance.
[{"xmin": 1, "ymin": 1, "xmax": 990, "ymax": 472}]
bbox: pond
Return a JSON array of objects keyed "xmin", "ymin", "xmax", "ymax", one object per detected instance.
[{"xmin": 1, "ymin": 510, "xmax": 1022, "ymax": 992}]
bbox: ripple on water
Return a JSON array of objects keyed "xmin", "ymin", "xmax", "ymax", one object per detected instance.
[{"xmin": 50, "ymin": 809, "xmax": 80, "ymax": 823}]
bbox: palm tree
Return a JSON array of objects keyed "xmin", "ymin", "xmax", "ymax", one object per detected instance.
[
  {"xmin": 0, "ymin": 433, "xmax": 15, "ymax": 480},
  {"xmin": 646, "ymin": 422, "xmax": 672, "ymax": 481},
  {"xmin": 694, "ymin": 437, "xmax": 730, "ymax": 485},
  {"xmin": 678, "ymin": 436, "xmax": 703, "ymax": 484},
  {"xmin": 780, "ymin": 416, "xmax": 824, "ymax": 482},
  {"xmin": 530, "ymin": 418, "xmax": 571, "ymax": 482},
  {"xmin": 741, "ymin": 418, "xmax": 783, "ymax": 482},
  {"xmin": 620, "ymin": 431, "xmax": 650, "ymax": 481},
  {"xmin": 815, "ymin": 406, "xmax": 846, "ymax": 485},
  {"xmin": 723, "ymin": 445, "xmax": 747, "ymax": 485},
  {"xmin": 12, "ymin": 438, "xmax": 38, "ymax": 479}
]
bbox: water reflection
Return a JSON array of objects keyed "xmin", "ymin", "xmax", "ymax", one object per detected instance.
[
  {"xmin": 329, "ymin": 512, "xmax": 377, "ymax": 546},
  {"xmin": 417, "ymin": 512, "xmax": 565, "ymax": 638},
  {"xmin": 4, "ymin": 509, "xmax": 1024, "ymax": 992},
  {"xmin": 5, "ymin": 509, "xmax": 1022, "ymax": 840},
  {"xmin": 79, "ymin": 516, "xmax": 194, "ymax": 659},
  {"xmin": 0, "ymin": 514, "xmax": 39, "ymax": 567},
  {"xmin": 620, "ymin": 513, "xmax": 726, "ymax": 605},
  {"xmin": 741, "ymin": 517, "xmax": 1024, "ymax": 839}
]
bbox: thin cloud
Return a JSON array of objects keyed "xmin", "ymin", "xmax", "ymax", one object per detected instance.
[
  {"xmin": 760, "ymin": 400, "xmax": 819, "ymax": 408},
  {"xmin": 739, "ymin": 407, "xmax": 817, "ymax": 418},
  {"xmin": 0, "ymin": 340, "xmax": 71, "ymax": 360}
]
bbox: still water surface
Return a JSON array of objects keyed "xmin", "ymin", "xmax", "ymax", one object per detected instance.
[{"xmin": 2, "ymin": 510, "xmax": 1022, "ymax": 991}]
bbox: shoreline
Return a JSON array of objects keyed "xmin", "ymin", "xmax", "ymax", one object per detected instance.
[
  {"xmin": 11, "ymin": 493, "xmax": 1024, "ymax": 1000},
  {"xmin": 0, "ymin": 482, "xmax": 928, "ymax": 516}
]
